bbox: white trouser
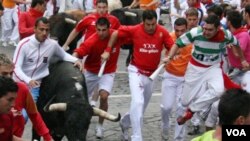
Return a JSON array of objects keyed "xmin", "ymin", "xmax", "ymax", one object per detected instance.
[
  {"xmin": 205, "ymin": 100, "xmax": 219, "ymax": 128},
  {"xmin": 1, "ymin": 6, "xmax": 19, "ymax": 42},
  {"xmin": 120, "ymin": 64, "xmax": 155, "ymax": 141},
  {"xmin": 161, "ymin": 71, "xmax": 186, "ymax": 141},
  {"xmin": 84, "ymin": 70, "xmax": 115, "ymax": 98},
  {"xmin": 58, "ymin": 0, "xmax": 73, "ymax": 12},
  {"xmin": 241, "ymin": 71, "xmax": 250, "ymax": 93},
  {"xmin": 181, "ymin": 63, "xmax": 224, "ymax": 119}
]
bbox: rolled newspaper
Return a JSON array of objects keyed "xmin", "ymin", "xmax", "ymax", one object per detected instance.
[
  {"xmin": 98, "ymin": 61, "xmax": 107, "ymax": 77},
  {"xmin": 149, "ymin": 64, "xmax": 165, "ymax": 80}
]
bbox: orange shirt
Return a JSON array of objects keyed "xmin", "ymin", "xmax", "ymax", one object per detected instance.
[
  {"xmin": 2, "ymin": 0, "xmax": 16, "ymax": 8},
  {"xmin": 166, "ymin": 32, "xmax": 193, "ymax": 76},
  {"xmin": 139, "ymin": 0, "xmax": 158, "ymax": 10}
]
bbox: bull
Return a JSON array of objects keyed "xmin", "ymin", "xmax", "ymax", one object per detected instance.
[
  {"xmin": 48, "ymin": 10, "xmax": 86, "ymax": 54},
  {"xmin": 34, "ymin": 61, "xmax": 120, "ymax": 141}
]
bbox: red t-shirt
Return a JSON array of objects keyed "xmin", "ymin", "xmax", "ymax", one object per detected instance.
[
  {"xmin": 18, "ymin": 8, "xmax": 44, "ymax": 39},
  {"xmin": 118, "ymin": 24, "xmax": 174, "ymax": 76},
  {"xmin": 13, "ymin": 82, "xmax": 51, "ymax": 140},
  {"xmin": 0, "ymin": 112, "xmax": 14, "ymax": 141},
  {"xmin": 75, "ymin": 29, "xmax": 128, "ymax": 74},
  {"xmin": 75, "ymin": 13, "xmax": 120, "ymax": 40}
]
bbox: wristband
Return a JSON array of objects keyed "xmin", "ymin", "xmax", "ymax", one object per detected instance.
[{"xmin": 105, "ymin": 46, "xmax": 112, "ymax": 53}]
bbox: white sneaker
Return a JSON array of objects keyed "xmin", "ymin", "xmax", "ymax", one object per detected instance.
[
  {"xmin": 161, "ymin": 129, "xmax": 169, "ymax": 140},
  {"xmin": 8, "ymin": 41, "xmax": 17, "ymax": 47},
  {"xmin": 2, "ymin": 41, "xmax": 8, "ymax": 47},
  {"xmin": 120, "ymin": 121, "xmax": 129, "ymax": 141},
  {"xmin": 95, "ymin": 126, "xmax": 104, "ymax": 139}
]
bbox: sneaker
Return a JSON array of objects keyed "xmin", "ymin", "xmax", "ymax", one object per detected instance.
[
  {"xmin": 8, "ymin": 41, "xmax": 17, "ymax": 47},
  {"xmin": 2, "ymin": 41, "xmax": 8, "ymax": 47},
  {"xmin": 188, "ymin": 125, "xmax": 200, "ymax": 135},
  {"xmin": 161, "ymin": 129, "xmax": 169, "ymax": 140},
  {"xmin": 95, "ymin": 126, "xmax": 104, "ymax": 139},
  {"xmin": 120, "ymin": 121, "xmax": 129, "ymax": 141},
  {"xmin": 177, "ymin": 109, "xmax": 194, "ymax": 125}
]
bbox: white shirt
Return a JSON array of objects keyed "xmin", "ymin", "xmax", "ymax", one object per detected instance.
[{"xmin": 13, "ymin": 35, "xmax": 78, "ymax": 84}]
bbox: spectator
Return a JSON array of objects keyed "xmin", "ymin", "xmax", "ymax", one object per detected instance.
[
  {"xmin": 13, "ymin": 17, "xmax": 81, "ymax": 103},
  {"xmin": 161, "ymin": 17, "xmax": 191, "ymax": 140},
  {"xmin": 0, "ymin": 76, "xmax": 25, "ymax": 141},
  {"xmin": 1, "ymin": 0, "xmax": 28, "ymax": 47},
  {"xmin": 0, "ymin": 53, "xmax": 53, "ymax": 141},
  {"xmin": 63, "ymin": 0, "xmax": 120, "ymax": 50},
  {"xmin": 192, "ymin": 88, "xmax": 250, "ymax": 141},
  {"xmin": 164, "ymin": 15, "xmax": 249, "ymax": 126},
  {"xmin": 18, "ymin": 0, "xmax": 46, "ymax": 39},
  {"xmin": 226, "ymin": 10, "xmax": 250, "ymax": 84},
  {"xmin": 73, "ymin": 17, "xmax": 129, "ymax": 139},
  {"xmin": 101, "ymin": 10, "xmax": 174, "ymax": 141}
]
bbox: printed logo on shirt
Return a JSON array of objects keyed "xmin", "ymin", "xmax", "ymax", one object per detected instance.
[
  {"xmin": 139, "ymin": 43, "xmax": 159, "ymax": 54},
  {"xmin": 28, "ymin": 58, "xmax": 34, "ymax": 62},
  {"xmin": 43, "ymin": 57, "xmax": 48, "ymax": 63}
]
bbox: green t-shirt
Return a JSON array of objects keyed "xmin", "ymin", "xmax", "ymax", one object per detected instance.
[{"xmin": 191, "ymin": 130, "xmax": 219, "ymax": 141}]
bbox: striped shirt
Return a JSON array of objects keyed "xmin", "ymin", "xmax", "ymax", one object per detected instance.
[{"xmin": 176, "ymin": 26, "xmax": 239, "ymax": 66}]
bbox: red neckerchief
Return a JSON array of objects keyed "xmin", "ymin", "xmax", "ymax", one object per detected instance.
[
  {"xmin": 29, "ymin": 8, "xmax": 43, "ymax": 17},
  {"xmin": 233, "ymin": 27, "xmax": 248, "ymax": 35},
  {"xmin": 194, "ymin": 1, "xmax": 201, "ymax": 8},
  {"xmin": 208, "ymin": 28, "xmax": 225, "ymax": 42},
  {"xmin": 202, "ymin": 0, "xmax": 213, "ymax": 5}
]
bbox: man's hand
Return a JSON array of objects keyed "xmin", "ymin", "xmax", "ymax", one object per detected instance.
[
  {"xmin": 241, "ymin": 60, "xmax": 250, "ymax": 71},
  {"xmin": 11, "ymin": 108, "xmax": 22, "ymax": 117},
  {"xmin": 101, "ymin": 51, "xmax": 110, "ymax": 62},
  {"xmin": 162, "ymin": 55, "xmax": 172, "ymax": 65},
  {"xmin": 0, "ymin": 128, "xmax": 4, "ymax": 134},
  {"xmin": 74, "ymin": 60, "xmax": 82, "ymax": 71},
  {"xmin": 62, "ymin": 45, "xmax": 70, "ymax": 51},
  {"xmin": 29, "ymin": 80, "xmax": 40, "ymax": 88}
]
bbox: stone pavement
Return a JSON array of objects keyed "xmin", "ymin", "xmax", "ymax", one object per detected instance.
[{"xmin": 0, "ymin": 45, "xmax": 203, "ymax": 141}]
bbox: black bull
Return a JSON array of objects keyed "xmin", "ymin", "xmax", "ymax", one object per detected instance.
[
  {"xmin": 49, "ymin": 12, "xmax": 83, "ymax": 54},
  {"xmin": 34, "ymin": 61, "xmax": 120, "ymax": 141}
]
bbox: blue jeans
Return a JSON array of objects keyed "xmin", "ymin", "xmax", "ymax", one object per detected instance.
[
  {"xmin": 30, "ymin": 87, "xmax": 40, "ymax": 102},
  {"xmin": 22, "ymin": 87, "xmax": 40, "ymax": 123},
  {"xmin": 22, "ymin": 109, "xmax": 28, "ymax": 123}
]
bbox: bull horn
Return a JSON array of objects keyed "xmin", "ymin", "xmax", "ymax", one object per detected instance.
[
  {"xmin": 124, "ymin": 11, "xmax": 137, "ymax": 17},
  {"xmin": 65, "ymin": 18, "xmax": 77, "ymax": 24},
  {"xmin": 48, "ymin": 103, "xmax": 67, "ymax": 111},
  {"xmin": 93, "ymin": 107, "xmax": 121, "ymax": 122}
]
